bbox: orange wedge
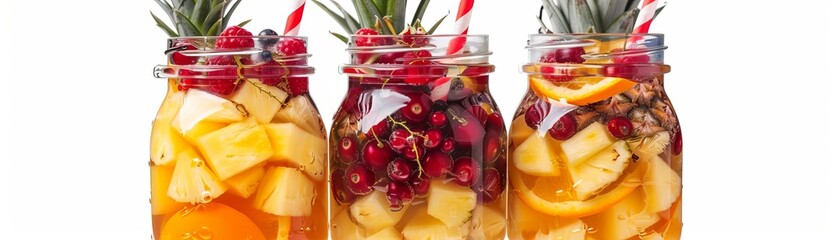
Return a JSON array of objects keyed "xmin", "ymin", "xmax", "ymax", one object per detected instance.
[
  {"xmin": 530, "ymin": 76, "xmax": 637, "ymax": 106},
  {"xmin": 511, "ymin": 157, "xmax": 647, "ymax": 218}
]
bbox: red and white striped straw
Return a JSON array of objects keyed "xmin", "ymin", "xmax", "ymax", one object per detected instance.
[
  {"xmin": 284, "ymin": 0, "xmax": 306, "ymax": 35},
  {"xmin": 633, "ymin": 0, "xmax": 658, "ymax": 34},
  {"xmin": 446, "ymin": 0, "xmax": 474, "ymax": 55}
]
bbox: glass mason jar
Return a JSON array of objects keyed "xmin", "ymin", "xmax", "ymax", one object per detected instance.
[
  {"xmin": 150, "ymin": 36, "xmax": 328, "ymax": 240},
  {"xmin": 329, "ymin": 35, "xmax": 507, "ymax": 240},
  {"xmin": 508, "ymin": 34, "xmax": 681, "ymax": 240}
]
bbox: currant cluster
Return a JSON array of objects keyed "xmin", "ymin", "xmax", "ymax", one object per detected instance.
[{"xmin": 331, "ymin": 86, "xmax": 507, "ymax": 211}]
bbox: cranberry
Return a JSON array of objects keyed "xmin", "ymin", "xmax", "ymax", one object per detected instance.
[
  {"xmin": 409, "ymin": 174, "xmax": 431, "ymax": 197},
  {"xmin": 525, "ymin": 101, "xmax": 549, "ymax": 129},
  {"xmin": 548, "ymin": 114, "xmax": 578, "ymax": 141},
  {"xmin": 338, "ymin": 137, "xmax": 358, "ymax": 164},
  {"xmin": 331, "ymin": 170, "xmax": 356, "ymax": 204},
  {"xmin": 362, "ymin": 141, "xmax": 394, "ymax": 171},
  {"xmin": 483, "ymin": 132, "xmax": 501, "ymax": 164},
  {"xmin": 386, "ymin": 182, "xmax": 415, "ymax": 211},
  {"xmin": 476, "ymin": 168, "xmax": 502, "ymax": 204},
  {"xmin": 354, "ymin": 28, "xmax": 382, "ymax": 47},
  {"xmin": 387, "ymin": 158, "xmax": 413, "ymax": 182},
  {"xmin": 344, "ymin": 164, "xmax": 375, "ymax": 195},
  {"xmin": 540, "ymin": 47, "xmax": 585, "ymax": 64},
  {"xmin": 388, "ymin": 129, "xmax": 415, "ymax": 151},
  {"xmin": 423, "ymin": 129, "xmax": 443, "ymax": 149},
  {"xmin": 607, "ymin": 117, "xmax": 634, "ymax": 139},
  {"xmin": 441, "ymin": 138, "xmax": 456, "ymax": 153},
  {"xmin": 672, "ymin": 129, "xmax": 683, "ymax": 155},
  {"xmin": 466, "ymin": 105, "xmax": 489, "ymax": 126},
  {"xmin": 400, "ymin": 93, "xmax": 433, "ymax": 123},
  {"xmin": 401, "ymin": 146, "xmax": 425, "ymax": 160},
  {"xmin": 421, "ymin": 151, "xmax": 453, "ymax": 178},
  {"xmin": 430, "ymin": 111, "xmax": 448, "ymax": 128},
  {"xmin": 453, "ymin": 157, "xmax": 480, "ymax": 187},
  {"xmin": 486, "ymin": 112, "xmax": 504, "ymax": 134},
  {"xmin": 366, "ymin": 120, "xmax": 390, "ymax": 138},
  {"xmin": 171, "ymin": 44, "xmax": 198, "ymax": 65}
]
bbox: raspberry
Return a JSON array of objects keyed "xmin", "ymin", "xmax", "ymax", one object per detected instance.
[
  {"xmin": 540, "ymin": 47, "xmax": 585, "ymax": 64},
  {"xmin": 252, "ymin": 60, "xmax": 282, "ymax": 86},
  {"xmin": 287, "ymin": 77, "xmax": 309, "ymax": 96},
  {"xmin": 277, "ymin": 38, "xmax": 307, "ymax": 56},
  {"xmin": 215, "ymin": 26, "xmax": 254, "ymax": 49}
]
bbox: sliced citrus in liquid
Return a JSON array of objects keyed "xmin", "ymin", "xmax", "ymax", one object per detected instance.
[{"xmin": 530, "ymin": 76, "xmax": 637, "ymax": 106}]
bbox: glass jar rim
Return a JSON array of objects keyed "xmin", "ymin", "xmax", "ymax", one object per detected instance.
[{"xmin": 167, "ymin": 35, "xmax": 309, "ymax": 41}]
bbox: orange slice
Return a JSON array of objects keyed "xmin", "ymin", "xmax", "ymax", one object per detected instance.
[
  {"xmin": 530, "ymin": 76, "xmax": 637, "ymax": 106},
  {"xmin": 511, "ymin": 157, "xmax": 647, "ymax": 218}
]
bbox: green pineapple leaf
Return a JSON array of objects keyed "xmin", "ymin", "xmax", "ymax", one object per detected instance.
[
  {"xmin": 586, "ymin": 0, "xmax": 603, "ymax": 31},
  {"xmin": 568, "ymin": 0, "xmax": 598, "ymax": 33},
  {"xmin": 207, "ymin": 19, "xmax": 223, "ymax": 37},
  {"xmin": 237, "ymin": 19, "xmax": 252, "ymax": 27},
  {"xmin": 352, "ymin": 0, "xmax": 374, "ymax": 29},
  {"xmin": 426, "ymin": 11, "xmax": 449, "ymax": 34},
  {"xmin": 190, "ymin": 0, "xmax": 208, "ymax": 27},
  {"xmin": 330, "ymin": 31, "xmax": 350, "ymax": 43},
  {"xmin": 312, "ymin": 0, "xmax": 353, "ymax": 34},
  {"xmin": 151, "ymin": 11, "xmax": 179, "ymax": 37},
  {"xmin": 597, "ymin": 0, "xmax": 627, "ymax": 26},
  {"xmin": 222, "ymin": 0, "xmax": 243, "ymax": 32},
  {"xmin": 411, "ymin": 0, "xmax": 430, "ymax": 28},
  {"xmin": 176, "ymin": 10, "xmax": 205, "ymax": 36},
  {"xmin": 202, "ymin": 1, "xmax": 227, "ymax": 32},
  {"xmin": 541, "ymin": 0, "xmax": 569, "ymax": 33},
  {"xmin": 331, "ymin": 0, "xmax": 361, "ymax": 33},
  {"xmin": 605, "ymin": 8, "xmax": 638, "ymax": 33},
  {"xmin": 652, "ymin": 3, "xmax": 666, "ymax": 22},
  {"xmin": 392, "ymin": 0, "xmax": 407, "ymax": 33},
  {"xmin": 360, "ymin": 0, "xmax": 388, "ymax": 33}
]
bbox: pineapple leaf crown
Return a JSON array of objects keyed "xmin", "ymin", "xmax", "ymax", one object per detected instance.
[
  {"xmin": 312, "ymin": 0, "xmax": 449, "ymax": 43},
  {"xmin": 151, "ymin": 0, "xmax": 252, "ymax": 37},
  {"xmin": 538, "ymin": 0, "xmax": 665, "ymax": 34}
]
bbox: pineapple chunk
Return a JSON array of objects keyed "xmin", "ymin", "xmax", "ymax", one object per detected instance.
[
  {"xmin": 177, "ymin": 89, "xmax": 245, "ymax": 133},
  {"xmin": 150, "ymin": 91, "xmax": 188, "ymax": 166},
  {"xmin": 179, "ymin": 120, "xmax": 228, "ymax": 145},
  {"xmin": 534, "ymin": 219, "xmax": 586, "ymax": 240},
  {"xmin": 510, "ymin": 116, "xmax": 535, "ymax": 148},
  {"xmin": 350, "ymin": 191, "xmax": 407, "ymax": 233},
  {"xmin": 332, "ymin": 207, "xmax": 364, "ymax": 240},
  {"xmin": 583, "ymin": 189, "xmax": 661, "ymax": 240},
  {"xmin": 196, "ymin": 119, "xmax": 273, "ymax": 180},
  {"xmin": 510, "ymin": 195, "xmax": 551, "ymax": 235},
  {"xmin": 274, "ymin": 96, "xmax": 323, "ymax": 136},
  {"xmin": 644, "ymin": 156, "xmax": 682, "ymax": 213},
  {"xmin": 276, "ymin": 216, "xmax": 292, "ymax": 240},
  {"xmin": 230, "ymin": 80, "xmax": 289, "ymax": 124},
  {"xmin": 570, "ymin": 140, "xmax": 632, "ymax": 199},
  {"xmin": 150, "ymin": 165, "xmax": 184, "ymax": 215},
  {"xmin": 224, "ymin": 165, "xmax": 265, "ymax": 198},
  {"xmin": 252, "ymin": 167, "xmax": 315, "ymax": 216},
  {"xmin": 560, "ymin": 122, "xmax": 615, "ymax": 167},
  {"xmin": 628, "ymin": 131, "xmax": 670, "ymax": 159},
  {"xmin": 427, "ymin": 180, "xmax": 477, "ymax": 227},
  {"xmin": 402, "ymin": 206, "xmax": 463, "ymax": 240},
  {"xmin": 263, "ymin": 123, "xmax": 327, "ymax": 182},
  {"xmin": 167, "ymin": 149, "xmax": 228, "ymax": 204},
  {"xmin": 513, "ymin": 133, "xmax": 562, "ymax": 176},
  {"xmin": 366, "ymin": 227, "xmax": 401, "ymax": 240},
  {"xmin": 468, "ymin": 207, "xmax": 506, "ymax": 240}
]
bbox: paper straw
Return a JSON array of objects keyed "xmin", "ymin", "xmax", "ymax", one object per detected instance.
[
  {"xmin": 446, "ymin": 0, "xmax": 474, "ymax": 55},
  {"xmin": 633, "ymin": 0, "xmax": 658, "ymax": 34},
  {"xmin": 284, "ymin": 0, "xmax": 306, "ymax": 35}
]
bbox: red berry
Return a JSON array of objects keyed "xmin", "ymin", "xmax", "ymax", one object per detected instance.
[
  {"xmin": 402, "ymin": 50, "xmax": 434, "ymax": 84},
  {"xmin": 611, "ymin": 49, "xmax": 651, "ymax": 64},
  {"xmin": 400, "ymin": 93, "xmax": 432, "ymax": 123},
  {"xmin": 171, "ymin": 44, "xmax": 198, "ymax": 65},
  {"xmin": 441, "ymin": 138, "xmax": 456, "ymax": 153},
  {"xmin": 452, "ymin": 157, "xmax": 480, "ymax": 187},
  {"xmin": 606, "ymin": 117, "xmax": 634, "ymax": 139},
  {"xmin": 400, "ymin": 27, "xmax": 429, "ymax": 46},
  {"xmin": 180, "ymin": 56, "xmax": 240, "ymax": 96},
  {"xmin": 409, "ymin": 174, "xmax": 431, "ymax": 197},
  {"xmin": 388, "ymin": 129, "xmax": 415, "ymax": 151},
  {"xmin": 466, "ymin": 105, "xmax": 489, "ymax": 126},
  {"xmin": 387, "ymin": 158, "xmax": 412, "ymax": 182},
  {"xmin": 423, "ymin": 129, "xmax": 443, "ymax": 149},
  {"xmin": 287, "ymin": 77, "xmax": 309, "ymax": 96},
  {"xmin": 486, "ymin": 112, "xmax": 504, "ymax": 134},
  {"xmin": 430, "ymin": 111, "xmax": 447, "ymax": 128},
  {"xmin": 525, "ymin": 101, "xmax": 549, "ymax": 129},
  {"xmin": 331, "ymin": 170, "xmax": 356, "ymax": 204},
  {"xmin": 548, "ymin": 114, "xmax": 578, "ymax": 141},
  {"xmin": 344, "ymin": 164, "xmax": 375, "ymax": 195},
  {"xmin": 277, "ymin": 38, "xmax": 307, "ymax": 56},
  {"xmin": 386, "ymin": 182, "xmax": 414, "ymax": 211},
  {"xmin": 402, "ymin": 50, "xmax": 432, "ymax": 63},
  {"xmin": 366, "ymin": 120, "xmax": 390, "ymax": 138},
  {"xmin": 483, "ymin": 132, "xmax": 501, "ymax": 164},
  {"xmin": 421, "ymin": 151, "xmax": 452, "ymax": 178},
  {"xmin": 476, "ymin": 168, "xmax": 502, "ymax": 204},
  {"xmin": 338, "ymin": 137, "xmax": 359, "ymax": 164},
  {"xmin": 672, "ymin": 129, "xmax": 683, "ymax": 155},
  {"xmin": 448, "ymin": 106, "xmax": 486, "ymax": 147},
  {"xmin": 354, "ymin": 28, "xmax": 382, "ymax": 47},
  {"xmin": 216, "ymin": 26, "xmax": 255, "ymax": 49},
  {"xmin": 401, "ymin": 146, "xmax": 425, "ymax": 160},
  {"xmin": 252, "ymin": 60, "xmax": 283, "ymax": 86},
  {"xmin": 374, "ymin": 51, "xmax": 406, "ymax": 64},
  {"xmin": 362, "ymin": 141, "xmax": 394, "ymax": 171},
  {"xmin": 540, "ymin": 47, "xmax": 585, "ymax": 64}
]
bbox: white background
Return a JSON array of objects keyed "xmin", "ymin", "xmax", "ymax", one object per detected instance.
[{"xmin": 1, "ymin": 0, "xmax": 838, "ymax": 239}]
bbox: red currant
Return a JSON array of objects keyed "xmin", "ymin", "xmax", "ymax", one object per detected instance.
[
  {"xmin": 362, "ymin": 141, "xmax": 394, "ymax": 171},
  {"xmin": 338, "ymin": 137, "xmax": 358, "ymax": 164},
  {"xmin": 409, "ymin": 173, "xmax": 431, "ymax": 197},
  {"xmin": 423, "ymin": 129, "xmax": 443, "ymax": 149},
  {"xmin": 388, "ymin": 129, "xmax": 415, "ymax": 151},
  {"xmin": 344, "ymin": 164, "xmax": 375, "ymax": 195},
  {"xmin": 401, "ymin": 146, "xmax": 424, "ymax": 160},
  {"xmin": 606, "ymin": 117, "xmax": 634, "ymax": 139},
  {"xmin": 387, "ymin": 158, "xmax": 412, "ymax": 182},
  {"xmin": 548, "ymin": 114, "xmax": 578, "ymax": 141},
  {"xmin": 386, "ymin": 182, "xmax": 414, "ymax": 211},
  {"xmin": 401, "ymin": 93, "xmax": 432, "ymax": 123},
  {"xmin": 331, "ymin": 169, "xmax": 357, "ymax": 204},
  {"xmin": 429, "ymin": 111, "xmax": 447, "ymax": 128},
  {"xmin": 453, "ymin": 157, "xmax": 480, "ymax": 187},
  {"xmin": 421, "ymin": 151, "xmax": 453, "ymax": 178},
  {"xmin": 441, "ymin": 138, "xmax": 456, "ymax": 153}
]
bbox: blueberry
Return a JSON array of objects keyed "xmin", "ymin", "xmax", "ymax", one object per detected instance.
[
  {"xmin": 259, "ymin": 50, "xmax": 273, "ymax": 62},
  {"xmin": 258, "ymin": 29, "xmax": 279, "ymax": 47}
]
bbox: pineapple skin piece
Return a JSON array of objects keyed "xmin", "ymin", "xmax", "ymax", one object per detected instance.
[
  {"xmin": 166, "ymin": 149, "xmax": 228, "ymax": 204},
  {"xmin": 263, "ymin": 123, "xmax": 327, "ymax": 182},
  {"xmin": 252, "ymin": 167, "xmax": 315, "ymax": 216},
  {"xmin": 196, "ymin": 119, "xmax": 273, "ymax": 180},
  {"xmin": 427, "ymin": 180, "xmax": 478, "ymax": 228}
]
